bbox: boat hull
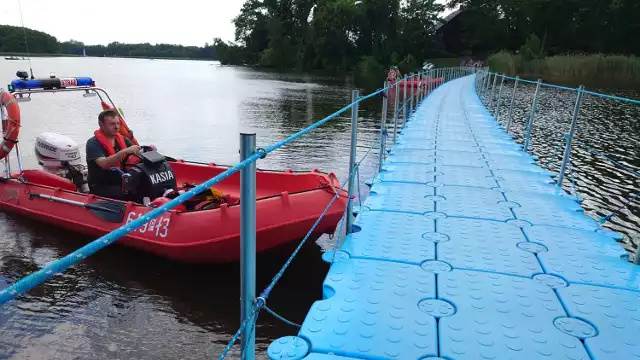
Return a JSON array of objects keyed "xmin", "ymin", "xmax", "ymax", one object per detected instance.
[
  {"xmin": 390, "ymin": 77, "xmax": 445, "ymax": 89},
  {"xmin": 0, "ymin": 163, "xmax": 347, "ymax": 263}
]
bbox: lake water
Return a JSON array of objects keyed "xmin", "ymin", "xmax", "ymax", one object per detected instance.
[
  {"xmin": 0, "ymin": 58, "xmax": 638, "ymax": 359},
  {"xmin": 490, "ymin": 78, "xmax": 640, "ymax": 254}
]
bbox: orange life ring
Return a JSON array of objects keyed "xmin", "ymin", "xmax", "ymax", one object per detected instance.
[{"xmin": 0, "ymin": 91, "xmax": 21, "ymax": 160}]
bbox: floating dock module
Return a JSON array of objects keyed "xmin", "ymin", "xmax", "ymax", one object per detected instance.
[{"xmin": 268, "ymin": 75, "xmax": 640, "ymax": 360}]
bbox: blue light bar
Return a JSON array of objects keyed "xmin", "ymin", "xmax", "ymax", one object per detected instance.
[{"xmin": 10, "ymin": 77, "xmax": 94, "ymax": 90}]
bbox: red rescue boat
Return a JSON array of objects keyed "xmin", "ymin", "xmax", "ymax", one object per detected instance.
[
  {"xmin": 0, "ymin": 73, "xmax": 348, "ymax": 263},
  {"xmin": 385, "ymin": 67, "xmax": 445, "ymax": 90},
  {"xmin": 388, "ymin": 77, "xmax": 445, "ymax": 91}
]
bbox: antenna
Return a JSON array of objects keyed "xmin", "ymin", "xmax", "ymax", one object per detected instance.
[{"xmin": 17, "ymin": 0, "xmax": 34, "ymax": 79}]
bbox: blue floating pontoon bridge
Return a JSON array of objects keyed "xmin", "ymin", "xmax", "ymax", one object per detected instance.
[{"xmin": 267, "ymin": 75, "xmax": 640, "ymax": 360}]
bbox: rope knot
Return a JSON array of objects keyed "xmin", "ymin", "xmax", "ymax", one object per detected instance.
[
  {"xmin": 256, "ymin": 148, "xmax": 267, "ymax": 159},
  {"xmin": 255, "ymin": 296, "xmax": 266, "ymax": 308}
]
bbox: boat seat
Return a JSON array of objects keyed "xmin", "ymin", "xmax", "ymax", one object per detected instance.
[{"xmin": 18, "ymin": 170, "xmax": 78, "ymax": 191}]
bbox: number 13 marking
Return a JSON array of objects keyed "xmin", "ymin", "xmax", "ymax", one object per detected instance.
[{"xmin": 126, "ymin": 211, "xmax": 171, "ymax": 238}]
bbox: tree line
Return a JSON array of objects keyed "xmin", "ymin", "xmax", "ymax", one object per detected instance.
[
  {"xmin": 222, "ymin": 0, "xmax": 446, "ymax": 72},
  {"xmin": 222, "ymin": 0, "xmax": 640, "ymax": 71},
  {"xmin": 3, "ymin": 0, "xmax": 640, "ymax": 72},
  {"xmin": 0, "ymin": 25, "xmax": 219, "ymax": 60},
  {"xmin": 448, "ymin": 0, "xmax": 640, "ymax": 58}
]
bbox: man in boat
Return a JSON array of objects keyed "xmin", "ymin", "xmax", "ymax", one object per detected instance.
[{"xmin": 85, "ymin": 109, "xmax": 141, "ymax": 200}]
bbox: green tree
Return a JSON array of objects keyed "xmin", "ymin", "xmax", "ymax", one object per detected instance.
[
  {"xmin": 399, "ymin": 0, "xmax": 444, "ymax": 62},
  {"xmin": 308, "ymin": 0, "xmax": 358, "ymax": 70},
  {"xmin": 0, "ymin": 25, "xmax": 58, "ymax": 54},
  {"xmin": 520, "ymin": 33, "xmax": 544, "ymax": 61}
]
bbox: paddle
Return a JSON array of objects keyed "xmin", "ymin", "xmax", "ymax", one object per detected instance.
[{"xmin": 29, "ymin": 193, "xmax": 126, "ymax": 223}]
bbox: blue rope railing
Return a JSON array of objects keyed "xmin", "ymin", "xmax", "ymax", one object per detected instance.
[
  {"xmin": 0, "ymin": 155, "xmax": 261, "ymax": 304},
  {"xmin": 264, "ymin": 305, "xmax": 301, "ymax": 328},
  {"xmin": 541, "ymin": 138, "xmax": 566, "ymax": 168},
  {"xmin": 572, "ymin": 138, "xmax": 640, "ymax": 179},
  {"xmin": 487, "ymin": 72, "xmax": 640, "ymax": 105},
  {"xmin": 567, "ymin": 159, "xmax": 581, "ymax": 201},
  {"xmin": 599, "ymin": 190, "xmax": 640, "ymax": 224}
]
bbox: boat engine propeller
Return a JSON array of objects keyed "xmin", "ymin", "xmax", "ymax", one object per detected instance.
[{"xmin": 35, "ymin": 132, "xmax": 89, "ymax": 193}]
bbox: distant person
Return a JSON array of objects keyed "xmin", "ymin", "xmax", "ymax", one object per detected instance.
[
  {"xmin": 387, "ymin": 66, "xmax": 401, "ymax": 82},
  {"xmin": 86, "ymin": 109, "xmax": 141, "ymax": 200}
]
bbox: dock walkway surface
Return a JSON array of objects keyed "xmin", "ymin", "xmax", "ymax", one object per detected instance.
[{"xmin": 267, "ymin": 75, "xmax": 640, "ymax": 360}]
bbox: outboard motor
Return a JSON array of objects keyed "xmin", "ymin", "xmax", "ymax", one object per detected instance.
[
  {"xmin": 121, "ymin": 149, "xmax": 177, "ymax": 203},
  {"xmin": 35, "ymin": 132, "xmax": 89, "ymax": 192}
]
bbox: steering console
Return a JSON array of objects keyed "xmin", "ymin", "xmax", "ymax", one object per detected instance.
[{"xmin": 121, "ymin": 145, "xmax": 155, "ymax": 167}]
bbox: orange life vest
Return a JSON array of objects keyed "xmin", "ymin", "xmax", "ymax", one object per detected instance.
[{"xmin": 94, "ymin": 129, "xmax": 138, "ymax": 169}]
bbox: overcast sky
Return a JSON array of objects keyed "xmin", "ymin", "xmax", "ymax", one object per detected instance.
[{"xmin": 0, "ymin": 0, "xmax": 453, "ymax": 46}]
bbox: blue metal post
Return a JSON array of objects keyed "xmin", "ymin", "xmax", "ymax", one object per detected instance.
[
  {"xmin": 423, "ymin": 71, "xmax": 428, "ymax": 100},
  {"xmin": 416, "ymin": 71, "xmax": 420, "ymax": 102},
  {"xmin": 346, "ymin": 90, "xmax": 359, "ymax": 234},
  {"xmin": 506, "ymin": 76, "xmax": 519, "ymax": 133},
  {"xmin": 482, "ymin": 71, "xmax": 491, "ymax": 93},
  {"xmin": 409, "ymin": 73, "xmax": 414, "ymax": 114},
  {"xmin": 495, "ymin": 75, "xmax": 505, "ymax": 119},
  {"xmin": 417, "ymin": 72, "xmax": 422, "ymax": 104},
  {"xmin": 481, "ymin": 72, "xmax": 486, "ymax": 96},
  {"xmin": 402, "ymin": 74, "xmax": 408, "ymax": 124},
  {"xmin": 489, "ymin": 74, "xmax": 499, "ymax": 112},
  {"xmin": 557, "ymin": 85, "xmax": 584, "ymax": 188},
  {"xmin": 416, "ymin": 72, "xmax": 420, "ymax": 103},
  {"xmin": 524, "ymin": 79, "xmax": 542, "ymax": 152},
  {"xmin": 484, "ymin": 72, "xmax": 491, "ymax": 104},
  {"xmin": 393, "ymin": 78, "xmax": 399, "ymax": 143},
  {"xmin": 240, "ymin": 132, "xmax": 257, "ymax": 360},
  {"xmin": 379, "ymin": 82, "xmax": 388, "ymax": 173},
  {"xmin": 422, "ymin": 71, "xmax": 426, "ymax": 102}
]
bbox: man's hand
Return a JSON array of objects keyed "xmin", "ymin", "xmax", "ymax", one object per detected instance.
[
  {"xmin": 96, "ymin": 145, "xmax": 141, "ymax": 170},
  {"xmin": 123, "ymin": 145, "xmax": 141, "ymax": 156}
]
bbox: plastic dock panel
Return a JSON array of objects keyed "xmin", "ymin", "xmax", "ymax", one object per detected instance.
[
  {"xmin": 298, "ymin": 258, "xmax": 438, "ymax": 359},
  {"xmin": 436, "ymin": 218, "xmax": 543, "ymax": 276},
  {"xmin": 438, "ymin": 270, "xmax": 590, "ymax": 360},
  {"xmin": 268, "ymin": 75, "xmax": 640, "ymax": 360},
  {"xmin": 361, "ymin": 182, "xmax": 435, "ymax": 214},
  {"xmin": 341, "ymin": 211, "xmax": 435, "ymax": 264},
  {"xmin": 557, "ymin": 284, "xmax": 640, "ymax": 360},
  {"xmin": 378, "ymin": 164, "xmax": 434, "ymax": 184}
]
